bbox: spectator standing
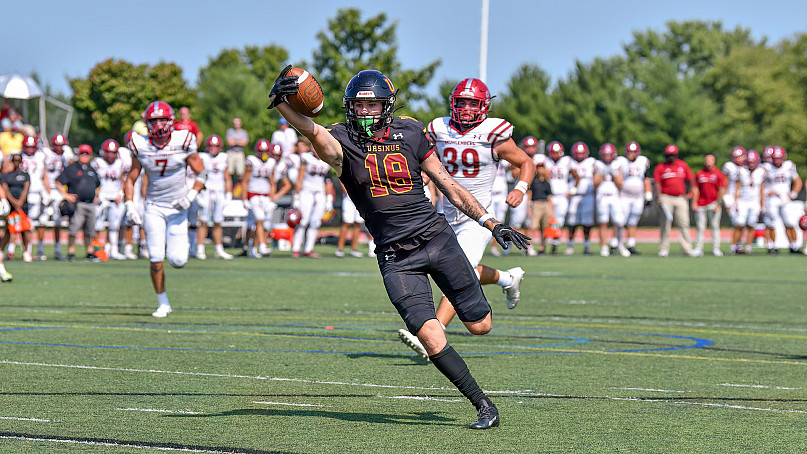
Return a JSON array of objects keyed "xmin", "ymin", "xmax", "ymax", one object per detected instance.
[
  {"xmin": 1, "ymin": 151, "xmax": 31, "ymax": 261},
  {"xmin": 270, "ymin": 118, "xmax": 298, "ymax": 157},
  {"xmin": 174, "ymin": 107, "xmax": 204, "ymax": 146},
  {"xmin": 0, "ymin": 117, "xmax": 24, "ymax": 160},
  {"xmin": 691, "ymin": 153, "xmax": 726, "ymax": 256},
  {"xmin": 225, "ymin": 117, "xmax": 248, "ymax": 179},
  {"xmin": 526, "ymin": 154, "xmax": 554, "ymax": 255},
  {"xmin": 653, "ymin": 144, "xmax": 697, "ymax": 257},
  {"xmin": 56, "ymin": 144, "xmax": 101, "ymax": 262}
]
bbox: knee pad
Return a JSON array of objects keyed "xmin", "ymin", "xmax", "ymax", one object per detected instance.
[{"xmin": 168, "ymin": 255, "xmax": 187, "ymax": 269}]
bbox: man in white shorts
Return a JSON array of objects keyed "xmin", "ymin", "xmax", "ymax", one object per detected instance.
[
  {"xmin": 732, "ymin": 150, "xmax": 764, "ymax": 254},
  {"xmin": 291, "ymin": 138, "xmax": 333, "ymax": 258},
  {"xmin": 615, "ymin": 141, "xmax": 652, "ymax": 255},
  {"xmin": 762, "ymin": 146, "xmax": 802, "ymax": 254},
  {"xmin": 243, "ymin": 139, "xmax": 289, "ymax": 257},
  {"xmin": 43, "ymin": 133, "xmax": 74, "ymax": 260},
  {"xmin": 722, "ymin": 147, "xmax": 747, "ymax": 254},
  {"xmin": 544, "ymin": 141, "xmax": 577, "ymax": 254},
  {"xmin": 593, "ymin": 143, "xmax": 628, "ymax": 257},
  {"xmin": 20, "ymin": 135, "xmax": 50, "ymax": 261},
  {"xmin": 124, "ymin": 101, "xmax": 207, "ymax": 318},
  {"xmin": 398, "ymin": 78, "xmax": 535, "ymax": 359},
  {"xmin": 335, "ymin": 183, "xmax": 365, "ymax": 257},
  {"xmin": 195, "ymin": 134, "xmax": 233, "ymax": 260},
  {"xmin": 92, "ymin": 139, "xmax": 129, "ymax": 260},
  {"xmin": 566, "ymin": 142, "xmax": 596, "ymax": 255}
]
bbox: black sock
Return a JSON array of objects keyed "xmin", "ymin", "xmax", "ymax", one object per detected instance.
[{"xmin": 429, "ymin": 344, "xmax": 486, "ymax": 406}]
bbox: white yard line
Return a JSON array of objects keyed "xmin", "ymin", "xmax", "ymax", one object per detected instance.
[
  {"xmin": 117, "ymin": 408, "xmax": 202, "ymax": 415},
  {"xmin": 612, "ymin": 387, "xmax": 689, "ymax": 393},
  {"xmin": 386, "ymin": 396, "xmax": 463, "ymax": 402},
  {"xmin": 0, "ymin": 435, "xmax": 234, "ymax": 453},
  {"xmin": 0, "ymin": 416, "xmax": 53, "ymax": 422},
  {"xmin": 718, "ymin": 383, "xmax": 802, "ymax": 390},
  {"xmin": 252, "ymin": 401, "xmax": 330, "ymax": 407}
]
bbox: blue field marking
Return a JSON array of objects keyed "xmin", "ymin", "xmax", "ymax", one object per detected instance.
[{"xmin": 0, "ymin": 324, "xmax": 712, "ymax": 356}]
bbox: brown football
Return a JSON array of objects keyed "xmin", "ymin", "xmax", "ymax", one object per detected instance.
[{"xmin": 284, "ymin": 67, "xmax": 324, "ymax": 117}]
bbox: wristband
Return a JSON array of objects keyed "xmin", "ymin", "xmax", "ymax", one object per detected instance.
[
  {"xmin": 514, "ymin": 181, "xmax": 529, "ymax": 194},
  {"xmin": 790, "ymin": 191, "xmax": 798, "ymax": 200},
  {"xmin": 478, "ymin": 213, "xmax": 494, "ymax": 227}
]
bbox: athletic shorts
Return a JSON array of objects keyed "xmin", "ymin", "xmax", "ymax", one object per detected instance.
[
  {"xmin": 377, "ymin": 225, "xmax": 491, "ymax": 334},
  {"xmin": 341, "ymin": 194, "xmax": 363, "ymax": 224}
]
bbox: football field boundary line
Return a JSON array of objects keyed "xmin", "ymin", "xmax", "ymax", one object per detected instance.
[{"xmin": 0, "ymin": 416, "xmax": 54, "ymax": 422}]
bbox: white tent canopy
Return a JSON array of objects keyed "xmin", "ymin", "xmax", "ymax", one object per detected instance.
[{"xmin": 0, "ymin": 73, "xmax": 73, "ymax": 141}]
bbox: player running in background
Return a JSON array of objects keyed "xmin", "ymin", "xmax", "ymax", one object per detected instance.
[
  {"xmin": 270, "ymin": 66, "xmax": 529, "ymax": 429},
  {"xmin": 723, "ymin": 147, "xmax": 747, "ymax": 254},
  {"xmin": 566, "ymin": 142, "xmax": 596, "ymax": 255},
  {"xmin": 195, "ymin": 134, "xmax": 233, "ymax": 260},
  {"xmin": 544, "ymin": 141, "xmax": 577, "ymax": 254},
  {"xmin": 92, "ymin": 139, "xmax": 129, "ymax": 260},
  {"xmin": 615, "ymin": 141, "xmax": 651, "ymax": 255},
  {"xmin": 124, "ymin": 101, "xmax": 206, "ymax": 318},
  {"xmin": 732, "ymin": 150, "xmax": 764, "ymax": 254},
  {"xmin": 762, "ymin": 146, "xmax": 802, "ymax": 254},
  {"xmin": 20, "ymin": 135, "xmax": 50, "ymax": 261},
  {"xmin": 290, "ymin": 138, "xmax": 333, "ymax": 258},
  {"xmin": 593, "ymin": 143, "xmax": 628, "ymax": 257}
]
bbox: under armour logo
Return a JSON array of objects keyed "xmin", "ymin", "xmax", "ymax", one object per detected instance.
[
  {"xmin": 384, "ymin": 253, "xmax": 396, "ymax": 261},
  {"xmin": 392, "ymin": 133, "xmax": 403, "ymax": 140}
]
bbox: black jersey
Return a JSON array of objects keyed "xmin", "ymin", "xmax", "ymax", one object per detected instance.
[{"xmin": 327, "ymin": 116, "xmax": 448, "ymax": 252}]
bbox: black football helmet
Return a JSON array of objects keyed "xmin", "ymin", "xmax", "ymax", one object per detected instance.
[{"xmin": 343, "ymin": 70, "xmax": 397, "ymax": 136}]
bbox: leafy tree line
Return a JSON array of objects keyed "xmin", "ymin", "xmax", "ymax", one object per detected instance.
[{"xmin": 66, "ymin": 10, "xmax": 807, "ymax": 172}]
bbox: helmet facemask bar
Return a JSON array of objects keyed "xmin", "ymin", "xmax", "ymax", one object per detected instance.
[
  {"xmin": 449, "ymin": 95, "xmax": 491, "ymax": 127},
  {"xmin": 344, "ymin": 91, "xmax": 398, "ymax": 137}
]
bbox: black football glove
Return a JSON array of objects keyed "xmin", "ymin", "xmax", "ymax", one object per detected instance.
[
  {"xmin": 267, "ymin": 64, "xmax": 300, "ymax": 110},
  {"xmin": 492, "ymin": 223, "xmax": 531, "ymax": 251}
]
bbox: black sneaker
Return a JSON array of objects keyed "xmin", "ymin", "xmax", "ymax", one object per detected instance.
[
  {"xmin": 85, "ymin": 253, "xmax": 101, "ymax": 263},
  {"xmin": 790, "ymin": 248, "xmax": 801, "ymax": 255},
  {"xmin": 66, "ymin": 253, "xmax": 76, "ymax": 262},
  {"xmin": 550, "ymin": 244, "xmax": 557, "ymax": 255},
  {"xmin": 237, "ymin": 250, "xmax": 249, "ymax": 257},
  {"xmin": 54, "ymin": 251, "xmax": 67, "ymax": 261},
  {"xmin": 469, "ymin": 398, "xmax": 499, "ymax": 430},
  {"xmin": 583, "ymin": 248, "xmax": 593, "ymax": 256},
  {"xmin": 627, "ymin": 247, "xmax": 640, "ymax": 256},
  {"xmin": 768, "ymin": 249, "xmax": 778, "ymax": 255}
]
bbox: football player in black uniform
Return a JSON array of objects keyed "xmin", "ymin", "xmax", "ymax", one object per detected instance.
[{"xmin": 268, "ymin": 66, "xmax": 529, "ymax": 429}]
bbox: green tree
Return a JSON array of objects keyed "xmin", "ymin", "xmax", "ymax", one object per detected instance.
[
  {"xmin": 496, "ymin": 64, "xmax": 555, "ymax": 143},
  {"xmin": 310, "ymin": 8, "xmax": 440, "ymax": 126},
  {"xmin": 69, "ymin": 59, "xmax": 194, "ymax": 143},
  {"xmin": 411, "ymin": 79, "xmax": 459, "ymax": 127}
]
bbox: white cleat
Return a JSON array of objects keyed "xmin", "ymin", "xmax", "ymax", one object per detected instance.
[
  {"xmin": 195, "ymin": 251, "xmax": 207, "ymax": 260},
  {"xmin": 215, "ymin": 250, "xmax": 234, "ymax": 260},
  {"xmin": 600, "ymin": 245, "xmax": 610, "ymax": 257},
  {"xmin": 0, "ymin": 271, "xmax": 12, "ymax": 282},
  {"xmin": 712, "ymin": 248, "xmax": 723, "ymax": 257},
  {"xmin": 22, "ymin": 252, "xmax": 32, "ymax": 263},
  {"xmin": 348, "ymin": 249, "xmax": 365, "ymax": 258},
  {"xmin": 658, "ymin": 250, "xmax": 669, "ymax": 257},
  {"xmin": 503, "ymin": 267, "xmax": 525, "ymax": 309},
  {"xmin": 152, "ymin": 305, "xmax": 172, "ymax": 318},
  {"xmin": 334, "ymin": 249, "xmax": 346, "ymax": 258},
  {"xmin": 123, "ymin": 251, "xmax": 138, "ymax": 260},
  {"xmin": 564, "ymin": 246, "xmax": 574, "ymax": 256},
  {"xmin": 258, "ymin": 245, "xmax": 272, "ymax": 256},
  {"xmin": 110, "ymin": 251, "xmax": 127, "ymax": 261},
  {"xmin": 397, "ymin": 329, "xmax": 429, "ymax": 361},
  {"xmin": 618, "ymin": 244, "xmax": 631, "ymax": 257}
]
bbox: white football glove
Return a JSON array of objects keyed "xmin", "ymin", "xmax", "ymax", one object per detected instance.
[
  {"xmin": 325, "ymin": 194, "xmax": 334, "ymax": 213},
  {"xmin": 0, "ymin": 199, "xmax": 10, "ymax": 217},
  {"xmin": 41, "ymin": 192, "xmax": 51, "ymax": 206},
  {"xmin": 644, "ymin": 191, "xmax": 653, "ymax": 203},
  {"xmin": 124, "ymin": 201, "xmax": 142, "ymax": 225},
  {"xmin": 242, "ymin": 199, "xmax": 252, "ymax": 211},
  {"xmin": 225, "ymin": 192, "xmax": 233, "ymax": 202},
  {"xmin": 98, "ymin": 199, "xmax": 110, "ymax": 213},
  {"xmin": 568, "ymin": 186, "xmax": 578, "ymax": 196},
  {"xmin": 172, "ymin": 189, "xmax": 198, "ymax": 211},
  {"xmin": 292, "ymin": 193, "xmax": 301, "ymax": 210}
]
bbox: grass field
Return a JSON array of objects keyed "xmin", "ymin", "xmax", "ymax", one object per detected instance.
[{"xmin": 0, "ymin": 242, "xmax": 805, "ymax": 453}]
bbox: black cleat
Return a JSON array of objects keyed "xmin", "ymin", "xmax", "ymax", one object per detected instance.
[
  {"xmin": 583, "ymin": 248, "xmax": 593, "ymax": 256},
  {"xmin": 66, "ymin": 253, "xmax": 76, "ymax": 262},
  {"xmin": 627, "ymin": 247, "xmax": 640, "ymax": 256},
  {"xmin": 550, "ymin": 244, "xmax": 557, "ymax": 255},
  {"xmin": 469, "ymin": 398, "xmax": 499, "ymax": 430},
  {"xmin": 790, "ymin": 248, "xmax": 801, "ymax": 255},
  {"xmin": 85, "ymin": 253, "xmax": 101, "ymax": 263}
]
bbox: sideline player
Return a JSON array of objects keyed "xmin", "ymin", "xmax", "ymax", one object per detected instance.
[
  {"xmin": 593, "ymin": 143, "xmax": 628, "ymax": 257},
  {"xmin": 195, "ymin": 134, "xmax": 233, "ymax": 260},
  {"xmin": 124, "ymin": 101, "xmax": 206, "ymax": 318},
  {"xmin": 20, "ymin": 135, "xmax": 50, "ymax": 261},
  {"xmin": 290, "ymin": 137, "xmax": 333, "ymax": 258},
  {"xmin": 92, "ymin": 139, "xmax": 129, "ymax": 260},
  {"xmin": 243, "ymin": 139, "xmax": 287, "ymax": 258},
  {"xmin": 544, "ymin": 141, "xmax": 577, "ymax": 254},
  {"xmin": 733, "ymin": 150, "xmax": 764, "ymax": 254},
  {"xmin": 0, "ymin": 184, "xmax": 11, "ymax": 281},
  {"xmin": 722, "ymin": 147, "xmax": 747, "ymax": 254},
  {"xmin": 269, "ymin": 66, "xmax": 530, "ymax": 429},
  {"xmin": 566, "ymin": 142, "xmax": 596, "ymax": 255},
  {"xmin": 616, "ymin": 141, "xmax": 651, "ymax": 255},
  {"xmin": 762, "ymin": 146, "xmax": 801, "ymax": 254},
  {"xmin": 43, "ymin": 133, "xmax": 74, "ymax": 260}
]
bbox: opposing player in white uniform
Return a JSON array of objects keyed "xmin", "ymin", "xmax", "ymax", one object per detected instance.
[
  {"xmin": 43, "ymin": 133, "xmax": 74, "ymax": 260},
  {"xmin": 92, "ymin": 139, "xmax": 129, "ymax": 260},
  {"xmin": 593, "ymin": 143, "xmax": 628, "ymax": 257},
  {"xmin": 722, "ymin": 146, "xmax": 747, "ymax": 254},
  {"xmin": 544, "ymin": 141, "xmax": 578, "ymax": 254},
  {"xmin": 615, "ymin": 141, "xmax": 652, "ymax": 255},
  {"xmin": 20, "ymin": 136, "xmax": 50, "ymax": 261},
  {"xmin": 488, "ymin": 152, "xmax": 510, "ymax": 256},
  {"xmin": 124, "ymin": 101, "xmax": 206, "ymax": 318},
  {"xmin": 762, "ymin": 146, "xmax": 802, "ymax": 254},
  {"xmin": 291, "ymin": 138, "xmax": 333, "ymax": 258},
  {"xmin": 397, "ymin": 78, "xmax": 535, "ymax": 359},
  {"xmin": 122, "ymin": 130, "xmax": 147, "ymax": 259},
  {"xmin": 566, "ymin": 142, "xmax": 596, "ymax": 255},
  {"xmin": 732, "ymin": 150, "xmax": 764, "ymax": 254},
  {"xmin": 195, "ymin": 134, "xmax": 233, "ymax": 260},
  {"xmin": 242, "ymin": 139, "xmax": 285, "ymax": 258},
  {"xmin": 506, "ymin": 136, "xmax": 537, "ymax": 240}
]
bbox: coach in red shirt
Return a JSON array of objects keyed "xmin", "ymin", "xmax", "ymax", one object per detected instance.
[
  {"xmin": 691, "ymin": 153, "xmax": 726, "ymax": 256},
  {"xmin": 653, "ymin": 144, "xmax": 697, "ymax": 257},
  {"xmin": 173, "ymin": 107, "xmax": 204, "ymax": 146}
]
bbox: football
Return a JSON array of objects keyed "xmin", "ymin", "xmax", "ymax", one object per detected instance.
[
  {"xmin": 799, "ymin": 214, "xmax": 807, "ymax": 231},
  {"xmin": 285, "ymin": 67, "xmax": 324, "ymax": 117}
]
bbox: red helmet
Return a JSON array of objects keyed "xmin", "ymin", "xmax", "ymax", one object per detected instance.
[
  {"xmin": 547, "ymin": 141, "xmax": 564, "ymax": 160},
  {"xmin": 254, "ymin": 138, "xmax": 271, "ymax": 153},
  {"xmin": 625, "ymin": 141, "xmax": 641, "ymax": 159},
  {"xmin": 522, "ymin": 136, "xmax": 538, "ymax": 148},
  {"xmin": 771, "ymin": 146, "xmax": 786, "ymax": 166},
  {"xmin": 142, "ymin": 101, "xmax": 175, "ymax": 139},
  {"xmin": 101, "ymin": 139, "xmax": 119, "ymax": 162},
  {"xmin": 731, "ymin": 146, "xmax": 747, "ymax": 165},
  {"xmin": 746, "ymin": 150, "xmax": 760, "ymax": 169},
  {"xmin": 51, "ymin": 133, "xmax": 67, "ymax": 148},
  {"xmin": 205, "ymin": 134, "xmax": 223, "ymax": 152},
  {"xmin": 449, "ymin": 78, "xmax": 492, "ymax": 127},
  {"xmin": 270, "ymin": 143, "xmax": 283, "ymax": 160},
  {"xmin": 664, "ymin": 144, "xmax": 679, "ymax": 156},
  {"xmin": 571, "ymin": 142, "xmax": 589, "ymax": 161},
  {"xmin": 22, "ymin": 135, "xmax": 38, "ymax": 155},
  {"xmin": 123, "ymin": 130, "xmax": 134, "ymax": 148},
  {"xmin": 762, "ymin": 145, "xmax": 775, "ymax": 163},
  {"xmin": 285, "ymin": 208, "xmax": 302, "ymax": 228},
  {"xmin": 599, "ymin": 143, "xmax": 617, "ymax": 163},
  {"xmin": 800, "ymin": 214, "xmax": 807, "ymax": 231}
]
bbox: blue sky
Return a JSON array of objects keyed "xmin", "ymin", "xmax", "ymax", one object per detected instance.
[{"xmin": 5, "ymin": 0, "xmax": 805, "ymax": 100}]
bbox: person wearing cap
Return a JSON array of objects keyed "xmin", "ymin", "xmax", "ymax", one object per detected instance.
[
  {"xmin": 653, "ymin": 144, "xmax": 697, "ymax": 257},
  {"xmin": 270, "ymin": 117, "xmax": 298, "ymax": 158},
  {"xmin": 691, "ymin": 153, "xmax": 727, "ymax": 256},
  {"xmin": 526, "ymin": 154, "xmax": 554, "ymax": 255},
  {"xmin": 56, "ymin": 144, "xmax": 101, "ymax": 261},
  {"xmin": 225, "ymin": 117, "xmax": 249, "ymax": 179},
  {"xmin": 1, "ymin": 151, "xmax": 31, "ymax": 261}
]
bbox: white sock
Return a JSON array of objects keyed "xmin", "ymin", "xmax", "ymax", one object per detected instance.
[
  {"xmin": 156, "ymin": 292, "xmax": 170, "ymax": 307},
  {"xmin": 109, "ymin": 231, "xmax": 119, "ymax": 251},
  {"xmin": 26, "ymin": 243, "xmax": 32, "ymax": 254},
  {"xmin": 124, "ymin": 243, "xmax": 133, "ymax": 254},
  {"xmin": 626, "ymin": 238, "xmax": 636, "ymax": 248},
  {"xmin": 767, "ymin": 240, "xmax": 774, "ymax": 249},
  {"xmin": 198, "ymin": 244, "xmax": 205, "ymax": 254},
  {"xmin": 292, "ymin": 227, "xmax": 306, "ymax": 253},
  {"xmin": 215, "ymin": 244, "xmax": 224, "ymax": 253},
  {"xmin": 304, "ymin": 227, "xmax": 319, "ymax": 253},
  {"xmin": 9, "ymin": 244, "xmax": 16, "ymax": 255},
  {"xmin": 497, "ymin": 270, "xmax": 513, "ymax": 287},
  {"xmin": 0, "ymin": 264, "xmax": 6, "ymax": 274},
  {"xmin": 790, "ymin": 241, "xmax": 799, "ymax": 250}
]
